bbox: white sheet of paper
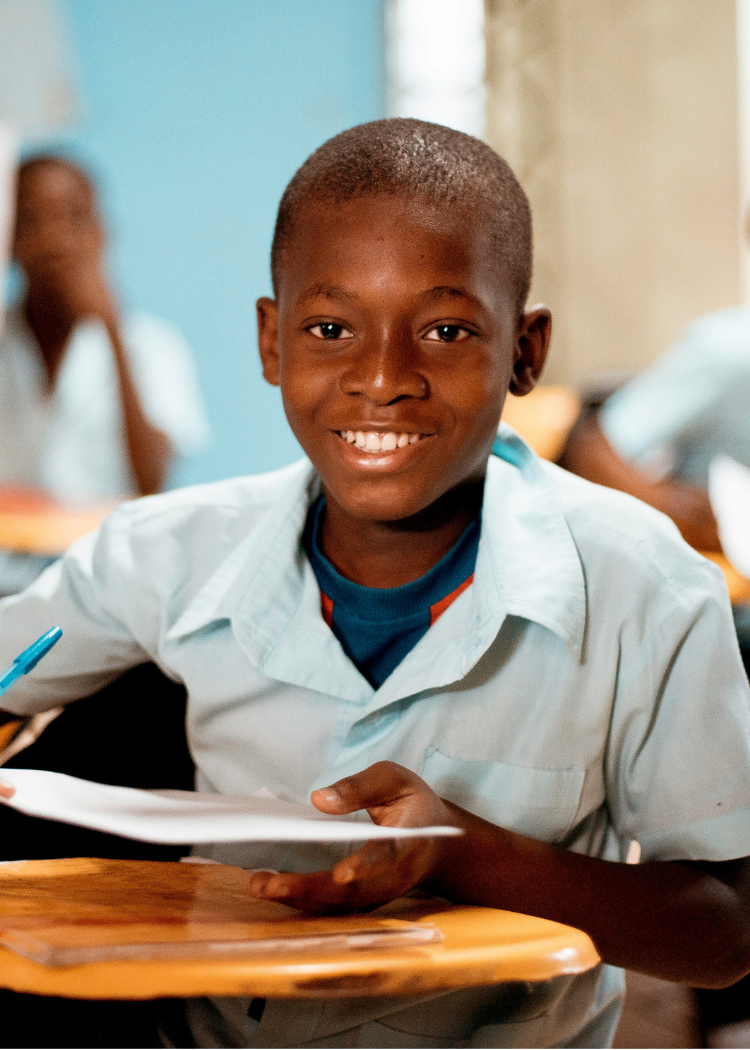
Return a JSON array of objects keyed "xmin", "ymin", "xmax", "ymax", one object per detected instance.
[
  {"xmin": 0, "ymin": 769, "xmax": 462, "ymax": 845},
  {"xmin": 709, "ymin": 455, "xmax": 750, "ymax": 578}
]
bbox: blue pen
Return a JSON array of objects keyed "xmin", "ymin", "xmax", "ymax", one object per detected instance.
[{"xmin": 0, "ymin": 627, "xmax": 62, "ymax": 699}]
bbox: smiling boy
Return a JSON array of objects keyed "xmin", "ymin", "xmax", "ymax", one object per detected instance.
[{"xmin": 0, "ymin": 120, "xmax": 749, "ymax": 1049}]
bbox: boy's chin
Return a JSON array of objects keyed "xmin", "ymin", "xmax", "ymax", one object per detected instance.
[{"xmin": 321, "ymin": 478, "xmax": 454, "ymax": 526}]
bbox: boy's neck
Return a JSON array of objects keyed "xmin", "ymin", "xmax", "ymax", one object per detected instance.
[{"xmin": 319, "ymin": 480, "xmax": 484, "ymax": 589}]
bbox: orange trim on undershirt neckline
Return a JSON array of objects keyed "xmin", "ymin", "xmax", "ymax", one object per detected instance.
[
  {"xmin": 322, "ymin": 575, "xmax": 474, "ymax": 630},
  {"xmin": 430, "ymin": 574, "xmax": 474, "ymax": 626}
]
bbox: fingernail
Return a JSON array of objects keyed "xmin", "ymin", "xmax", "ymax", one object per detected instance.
[
  {"xmin": 249, "ymin": 877, "xmax": 270, "ymax": 899},
  {"xmin": 336, "ymin": 865, "xmax": 357, "ymax": 884},
  {"xmin": 318, "ymin": 787, "xmax": 339, "ymax": 803},
  {"xmin": 0, "ymin": 778, "xmax": 15, "ymax": 799}
]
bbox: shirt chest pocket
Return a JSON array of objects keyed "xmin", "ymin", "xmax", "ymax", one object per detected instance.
[{"xmin": 419, "ymin": 747, "xmax": 586, "ymax": 843}]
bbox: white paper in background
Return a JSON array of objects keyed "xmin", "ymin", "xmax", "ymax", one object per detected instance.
[
  {"xmin": 0, "ymin": 124, "xmax": 17, "ymax": 338},
  {"xmin": 709, "ymin": 455, "xmax": 750, "ymax": 579},
  {"xmin": 0, "ymin": 769, "xmax": 462, "ymax": 845}
]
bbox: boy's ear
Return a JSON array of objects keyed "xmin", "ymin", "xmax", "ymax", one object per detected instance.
[
  {"xmin": 509, "ymin": 305, "xmax": 552, "ymax": 397},
  {"xmin": 257, "ymin": 297, "xmax": 280, "ymax": 387}
]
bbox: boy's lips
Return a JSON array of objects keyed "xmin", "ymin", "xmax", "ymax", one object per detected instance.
[{"xmin": 334, "ymin": 429, "xmax": 432, "ymax": 454}]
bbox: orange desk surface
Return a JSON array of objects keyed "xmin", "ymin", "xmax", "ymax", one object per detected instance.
[
  {"xmin": 0, "ymin": 488, "xmax": 118, "ymax": 556},
  {"xmin": 0, "ymin": 858, "xmax": 600, "ymax": 1001}
]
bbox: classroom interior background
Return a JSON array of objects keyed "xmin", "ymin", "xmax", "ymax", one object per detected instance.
[{"xmin": 0, "ymin": 0, "xmax": 747, "ymax": 489}]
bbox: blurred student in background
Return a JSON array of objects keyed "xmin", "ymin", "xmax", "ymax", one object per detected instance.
[
  {"xmin": 1, "ymin": 154, "xmax": 209, "ymax": 502},
  {"xmin": 0, "ymin": 154, "xmax": 209, "ymax": 595},
  {"xmin": 560, "ymin": 302, "xmax": 750, "ymax": 553}
]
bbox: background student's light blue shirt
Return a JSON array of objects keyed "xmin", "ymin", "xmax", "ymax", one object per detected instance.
[
  {"xmin": 601, "ymin": 305, "xmax": 750, "ymax": 487},
  {"xmin": 0, "ymin": 426, "xmax": 749, "ymax": 1047}
]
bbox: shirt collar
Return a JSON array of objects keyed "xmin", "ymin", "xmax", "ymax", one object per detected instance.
[
  {"xmin": 167, "ymin": 458, "xmax": 320, "ymax": 656},
  {"xmin": 167, "ymin": 426, "xmax": 586, "ymax": 697},
  {"xmin": 486, "ymin": 424, "xmax": 586, "ymax": 661}
]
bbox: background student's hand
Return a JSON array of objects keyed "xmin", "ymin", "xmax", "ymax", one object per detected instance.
[
  {"xmin": 43, "ymin": 259, "xmax": 119, "ymax": 330},
  {"xmin": 34, "ymin": 254, "xmax": 172, "ymax": 495},
  {"xmin": 247, "ymin": 761, "xmax": 465, "ymax": 912}
]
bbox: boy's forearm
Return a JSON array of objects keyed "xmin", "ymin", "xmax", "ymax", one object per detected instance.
[{"xmin": 430, "ymin": 804, "xmax": 750, "ymax": 988}]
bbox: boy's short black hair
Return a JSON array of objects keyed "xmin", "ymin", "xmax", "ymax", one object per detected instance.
[{"xmin": 271, "ymin": 118, "xmax": 533, "ymax": 315}]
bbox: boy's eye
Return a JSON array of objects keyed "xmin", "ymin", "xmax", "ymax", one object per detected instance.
[
  {"xmin": 308, "ymin": 323, "xmax": 353, "ymax": 340},
  {"xmin": 424, "ymin": 325, "xmax": 471, "ymax": 343}
]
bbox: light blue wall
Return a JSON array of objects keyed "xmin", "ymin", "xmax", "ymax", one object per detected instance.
[{"xmin": 34, "ymin": 0, "xmax": 384, "ymax": 485}]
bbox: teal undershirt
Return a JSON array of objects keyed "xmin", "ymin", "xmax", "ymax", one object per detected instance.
[{"xmin": 304, "ymin": 496, "xmax": 480, "ymax": 689}]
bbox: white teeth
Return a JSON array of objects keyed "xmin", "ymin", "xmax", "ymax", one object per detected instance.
[{"xmin": 342, "ymin": 431, "xmax": 423, "ymax": 451}]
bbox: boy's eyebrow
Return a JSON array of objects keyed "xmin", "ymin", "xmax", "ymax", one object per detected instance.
[
  {"xmin": 420, "ymin": 286, "xmax": 484, "ymax": 309},
  {"xmin": 298, "ymin": 284, "xmax": 359, "ymax": 304},
  {"xmin": 298, "ymin": 284, "xmax": 484, "ymax": 309}
]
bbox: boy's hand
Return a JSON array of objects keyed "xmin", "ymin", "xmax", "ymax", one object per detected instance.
[{"xmin": 247, "ymin": 761, "xmax": 463, "ymax": 912}]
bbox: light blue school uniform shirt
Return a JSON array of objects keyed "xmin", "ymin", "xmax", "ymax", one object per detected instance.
[
  {"xmin": 1, "ymin": 425, "xmax": 749, "ymax": 1048},
  {"xmin": 601, "ymin": 305, "xmax": 750, "ymax": 487}
]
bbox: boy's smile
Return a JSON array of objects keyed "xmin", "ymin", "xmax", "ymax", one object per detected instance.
[{"xmin": 258, "ymin": 194, "xmax": 550, "ymax": 585}]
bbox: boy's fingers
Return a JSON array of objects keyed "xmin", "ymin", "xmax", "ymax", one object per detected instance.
[
  {"xmin": 249, "ymin": 869, "xmax": 358, "ymax": 912},
  {"xmin": 248, "ymin": 870, "xmax": 288, "ymax": 900},
  {"xmin": 247, "ymin": 835, "xmax": 437, "ymax": 912},
  {"xmin": 0, "ymin": 777, "xmax": 15, "ymax": 799},
  {"xmin": 311, "ymin": 761, "xmax": 423, "ymax": 815},
  {"xmin": 247, "ymin": 851, "xmax": 412, "ymax": 910},
  {"xmin": 332, "ymin": 840, "xmax": 400, "ymax": 884}
]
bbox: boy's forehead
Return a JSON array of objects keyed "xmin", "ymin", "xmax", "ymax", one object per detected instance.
[
  {"xmin": 295, "ymin": 193, "xmax": 486, "ymax": 249},
  {"xmin": 278, "ymin": 194, "xmax": 514, "ymax": 304}
]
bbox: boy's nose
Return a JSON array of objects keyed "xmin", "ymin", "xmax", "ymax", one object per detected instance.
[{"xmin": 339, "ymin": 338, "xmax": 428, "ymax": 405}]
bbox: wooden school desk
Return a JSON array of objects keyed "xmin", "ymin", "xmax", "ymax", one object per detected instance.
[
  {"xmin": 0, "ymin": 858, "xmax": 600, "ymax": 1000},
  {"xmin": 0, "ymin": 487, "xmax": 117, "ymax": 558}
]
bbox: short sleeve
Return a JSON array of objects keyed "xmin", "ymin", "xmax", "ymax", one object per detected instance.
[
  {"xmin": 122, "ymin": 314, "xmax": 210, "ymax": 457},
  {"xmin": 0, "ymin": 506, "xmax": 154, "ymax": 714},
  {"xmin": 607, "ymin": 559, "xmax": 750, "ymax": 862}
]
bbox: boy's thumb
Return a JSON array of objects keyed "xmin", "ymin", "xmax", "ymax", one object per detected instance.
[{"xmin": 310, "ymin": 761, "xmax": 419, "ymax": 817}]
